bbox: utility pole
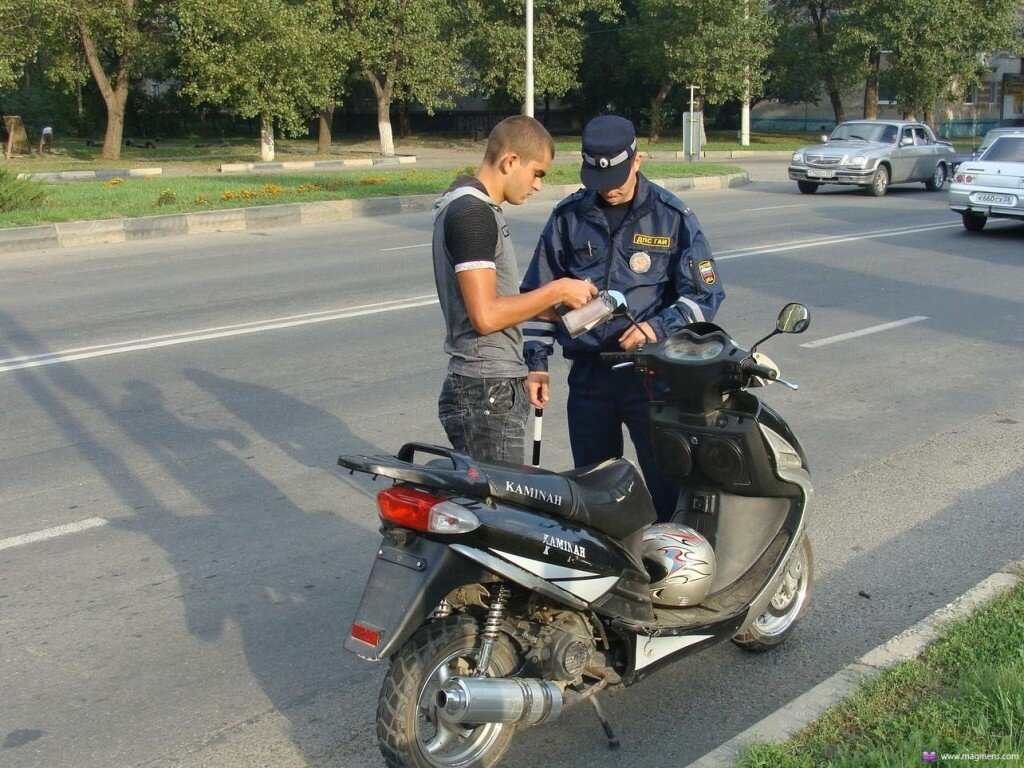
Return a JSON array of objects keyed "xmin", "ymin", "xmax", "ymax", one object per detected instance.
[
  {"xmin": 525, "ymin": 0, "xmax": 534, "ymax": 117},
  {"xmin": 740, "ymin": 0, "xmax": 750, "ymax": 145}
]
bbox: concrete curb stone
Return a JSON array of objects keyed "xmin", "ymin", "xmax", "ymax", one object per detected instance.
[
  {"xmin": 0, "ymin": 172, "xmax": 749, "ymax": 255},
  {"xmin": 19, "ymin": 167, "xmax": 163, "ymax": 182},
  {"xmin": 218, "ymin": 156, "xmax": 412, "ymax": 174},
  {"xmin": 682, "ymin": 558, "xmax": 1023, "ymax": 768}
]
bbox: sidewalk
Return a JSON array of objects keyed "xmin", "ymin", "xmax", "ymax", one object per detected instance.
[
  {"xmin": 683, "ymin": 557, "xmax": 1023, "ymax": 768},
  {"xmin": 0, "ymin": 166, "xmax": 752, "ymax": 254}
]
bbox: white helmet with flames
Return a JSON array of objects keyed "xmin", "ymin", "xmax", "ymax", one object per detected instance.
[{"xmin": 642, "ymin": 524, "xmax": 716, "ymax": 607}]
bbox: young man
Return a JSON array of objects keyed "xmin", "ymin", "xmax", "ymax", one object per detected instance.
[
  {"xmin": 520, "ymin": 115, "xmax": 726, "ymax": 521},
  {"xmin": 432, "ymin": 115, "xmax": 596, "ymax": 464}
]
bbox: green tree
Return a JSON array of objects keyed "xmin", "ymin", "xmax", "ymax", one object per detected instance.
[
  {"xmin": 12, "ymin": 0, "xmax": 173, "ymax": 159},
  {"xmin": 176, "ymin": 0, "xmax": 340, "ymax": 161},
  {"xmin": 623, "ymin": 0, "xmax": 774, "ymax": 142},
  {"xmin": 0, "ymin": 4, "xmax": 44, "ymax": 92},
  {"xmin": 464, "ymin": 0, "xmax": 621, "ymax": 113},
  {"xmin": 878, "ymin": 0, "xmax": 1021, "ymax": 124},
  {"xmin": 343, "ymin": 0, "xmax": 470, "ymax": 157}
]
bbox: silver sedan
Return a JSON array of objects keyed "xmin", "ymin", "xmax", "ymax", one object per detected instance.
[
  {"xmin": 789, "ymin": 120, "xmax": 955, "ymax": 197},
  {"xmin": 949, "ymin": 135, "xmax": 1024, "ymax": 232}
]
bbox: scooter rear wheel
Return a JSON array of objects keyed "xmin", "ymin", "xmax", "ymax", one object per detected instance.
[
  {"xmin": 377, "ymin": 615, "xmax": 519, "ymax": 768},
  {"xmin": 731, "ymin": 536, "xmax": 814, "ymax": 652}
]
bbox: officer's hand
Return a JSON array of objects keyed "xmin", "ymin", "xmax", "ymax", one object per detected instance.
[
  {"xmin": 619, "ymin": 322, "xmax": 655, "ymax": 351},
  {"xmin": 527, "ymin": 371, "xmax": 550, "ymax": 408},
  {"xmin": 554, "ymin": 278, "xmax": 598, "ymax": 309}
]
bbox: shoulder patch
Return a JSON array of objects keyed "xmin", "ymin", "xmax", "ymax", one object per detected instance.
[{"xmin": 698, "ymin": 260, "xmax": 717, "ymax": 285}]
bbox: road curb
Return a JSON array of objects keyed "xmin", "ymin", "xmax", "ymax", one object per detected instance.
[
  {"xmin": 0, "ymin": 172, "xmax": 748, "ymax": 255},
  {"xmin": 682, "ymin": 558, "xmax": 1023, "ymax": 768},
  {"xmin": 18, "ymin": 167, "xmax": 163, "ymax": 182}
]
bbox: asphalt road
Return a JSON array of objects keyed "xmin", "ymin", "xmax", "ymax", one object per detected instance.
[{"xmin": 1, "ymin": 171, "xmax": 1022, "ymax": 768}]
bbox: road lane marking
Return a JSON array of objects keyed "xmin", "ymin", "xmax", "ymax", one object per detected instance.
[
  {"xmin": 381, "ymin": 243, "xmax": 431, "ymax": 251},
  {"xmin": 0, "ymin": 295, "xmax": 439, "ymax": 373},
  {"xmin": 0, "ymin": 517, "xmax": 109, "ymax": 551},
  {"xmin": 800, "ymin": 316, "xmax": 929, "ymax": 348},
  {"xmin": 744, "ymin": 204, "xmax": 808, "ymax": 212},
  {"xmin": 716, "ymin": 222, "xmax": 960, "ymax": 260}
]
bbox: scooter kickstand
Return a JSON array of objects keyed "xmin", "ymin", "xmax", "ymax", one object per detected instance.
[{"xmin": 588, "ymin": 695, "xmax": 619, "ymax": 750}]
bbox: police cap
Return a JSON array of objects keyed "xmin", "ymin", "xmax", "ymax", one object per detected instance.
[{"xmin": 580, "ymin": 115, "xmax": 637, "ymax": 192}]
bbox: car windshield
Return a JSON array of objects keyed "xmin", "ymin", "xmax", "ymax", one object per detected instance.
[
  {"xmin": 981, "ymin": 136, "xmax": 1024, "ymax": 162},
  {"xmin": 830, "ymin": 123, "xmax": 898, "ymax": 143}
]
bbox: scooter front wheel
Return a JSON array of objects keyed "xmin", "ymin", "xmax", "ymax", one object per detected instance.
[
  {"xmin": 377, "ymin": 615, "xmax": 519, "ymax": 768},
  {"xmin": 731, "ymin": 535, "xmax": 814, "ymax": 652}
]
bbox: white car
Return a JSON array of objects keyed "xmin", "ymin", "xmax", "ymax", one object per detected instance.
[{"xmin": 949, "ymin": 135, "xmax": 1024, "ymax": 232}]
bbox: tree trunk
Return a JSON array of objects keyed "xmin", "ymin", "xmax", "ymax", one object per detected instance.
[
  {"xmin": 397, "ymin": 100, "xmax": 411, "ymax": 139},
  {"xmin": 808, "ymin": 4, "xmax": 844, "ymax": 126},
  {"xmin": 649, "ymin": 81, "xmax": 673, "ymax": 144},
  {"xmin": 863, "ymin": 49, "xmax": 880, "ymax": 119},
  {"xmin": 367, "ymin": 67, "xmax": 395, "ymax": 157},
  {"xmin": 77, "ymin": 16, "xmax": 130, "ymax": 160},
  {"xmin": 923, "ymin": 107, "xmax": 935, "ymax": 130},
  {"xmin": 317, "ymin": 104, "xmax": 334, "ymax": 154},
  {"xmin": 260, "ymin": 114, "xmax": 275, "ymax": 161},
  {"xmin": 101, "ymin": 88, "xmax": 128, "ymax": 160}
]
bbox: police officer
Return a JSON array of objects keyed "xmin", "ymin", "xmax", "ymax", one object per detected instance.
[{"xmin": 520, "ymin": 115, "xmax": 725, "ymax": 521}]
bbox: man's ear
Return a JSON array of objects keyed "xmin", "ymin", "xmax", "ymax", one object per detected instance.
[{"xmin": 498, "ymin": 152, "xmax": 520, "ymax": 175}]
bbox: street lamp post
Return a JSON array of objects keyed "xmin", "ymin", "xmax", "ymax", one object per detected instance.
[{"xmin": 525, "ymin": 0, "xmax": 534, "ymax": 117}]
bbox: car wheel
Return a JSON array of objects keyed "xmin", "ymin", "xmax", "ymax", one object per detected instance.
[
  {"xmin": 796, "ymin": 180, "xmax": 818, "ymax": 195},
  {"xmin": 866, "ymin": 165, "xmax": 889, "ymax": 197},
  {"xmin": 925, "ymin": 163, "xmax": 947, "ymax": 191},
  {"xmin": 962, "ymin": 213, "xmax": 987, "ymax": 232}
]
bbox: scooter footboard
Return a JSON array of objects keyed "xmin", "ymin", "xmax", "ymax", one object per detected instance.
[{"xmin": 344, "ymin": 535, "xmax": 490, "ymax": 660}]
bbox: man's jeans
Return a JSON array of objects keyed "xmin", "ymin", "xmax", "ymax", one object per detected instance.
[{"xmin": 438, "ymin": 372, "xmax": 530, "ymax": 464}]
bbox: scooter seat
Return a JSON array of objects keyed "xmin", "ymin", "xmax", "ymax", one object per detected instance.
[
  {"xmin": 478, "ymin": 457, "xmax": 656, "ymax": 541},
  {"xmin": 562, "ymin": 459, "xmax": 657, "ymax": 539}
]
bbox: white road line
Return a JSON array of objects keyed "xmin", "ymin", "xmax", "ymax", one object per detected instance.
[
  {"xmin": 0, "ymin": 517, "xmax": 109, "ymax": 551},
  {"xmin": 800, "ymin": 316, "xmax": 929, "ymax": 348},
  {"xmin": 381, "ymin": 243, "xmax": 431, "ymax": 251},
  {"xmin": 716, "ymin": 222, "xmax": 960, "ymax": 260},
  {"xmin": 744, "ymin": 204, "xmax": 808, "ymax": 212},
  {"xmin": 0, "ymin": 295, "xmax": 439, "ymax": 374}
]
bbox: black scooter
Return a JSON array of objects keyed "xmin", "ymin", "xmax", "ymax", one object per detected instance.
[{"xmin": 341, "ymin": 303, "xmax": 813, "ymax": 768}]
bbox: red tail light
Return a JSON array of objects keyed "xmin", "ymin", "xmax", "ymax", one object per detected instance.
[{"xmin": 376, "ymin": 486, "xmax": 447, "ymax": 530}]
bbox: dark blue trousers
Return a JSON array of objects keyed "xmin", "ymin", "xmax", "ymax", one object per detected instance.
[{"xmin": 566, "ymin": 360, "xmax": 682, "ymax": 522}]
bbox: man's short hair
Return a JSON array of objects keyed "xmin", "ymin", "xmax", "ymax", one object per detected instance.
[{"xmin": 483, "ymin": 116, "xmax": 554, "ymax": 165}]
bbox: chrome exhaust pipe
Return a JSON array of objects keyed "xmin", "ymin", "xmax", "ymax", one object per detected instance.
[{"xmin": 435, "ymin": 677, "xmax": 563, "ymax": 726}]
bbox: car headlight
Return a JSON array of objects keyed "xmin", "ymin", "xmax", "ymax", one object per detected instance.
[
  {"xmin": 792, "ymin": 152, "xmax": 803, "ymax": 163},
  {"xmin": 845, "ymin": 155, "xmax": 868, "ymax": 169}
]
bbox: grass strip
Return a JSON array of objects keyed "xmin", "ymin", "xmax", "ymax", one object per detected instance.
[
  {"xmin": 0, "ymin": 161, "xmax": 742, "ymax": 229},
  {"xmin": 737, "ymin": 579, "xmax": 1024, "ymax": 768}
]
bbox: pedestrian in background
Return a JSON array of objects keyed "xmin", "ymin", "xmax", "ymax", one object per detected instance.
[
  {"xmin": 521, "ymin": 115, "xmax": 725, "ymax": 520},
  {"xmin": 431, "ymin": 115, "xmax": 596, "ymax": 464}
]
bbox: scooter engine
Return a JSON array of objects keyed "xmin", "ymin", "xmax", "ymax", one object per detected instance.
[{"xmin": 528, "ymin": 612, "xmax": 595, "ymax": 681}]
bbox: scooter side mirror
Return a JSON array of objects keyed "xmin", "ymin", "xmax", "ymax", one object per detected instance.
[{"xmin": 776, "ymin": 303, "xmax": 810, "ymax": 334}]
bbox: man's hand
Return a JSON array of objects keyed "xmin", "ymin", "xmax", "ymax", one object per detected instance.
[
  {"xmin": 527, "ymin": 371, "xmax": 550, "ymax": 408},
  {"xmin": 618, "ymin": 322, "xmax": 655, "ymax": 351},
  {"xmin": 553, "ymin": 278, "xmax": 597, "ymax": 309}
]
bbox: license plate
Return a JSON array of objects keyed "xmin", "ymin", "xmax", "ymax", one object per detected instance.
[
  {"xmin": 807, "ymin": 169, "xmax": 836, "ymax": 179},
  {"xmin": 970, "ymin": 192, "xmax": 1015, "ymax": 206}
]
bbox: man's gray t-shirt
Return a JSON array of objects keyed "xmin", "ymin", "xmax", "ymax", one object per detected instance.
[{"xmin": 431, "ymin": 177, "xmax": 526, "ymax": 378}]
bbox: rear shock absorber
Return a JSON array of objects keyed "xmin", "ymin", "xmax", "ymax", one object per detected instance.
[{"xmin": 474, "ymin": 584, "xmax": 510, "ymax": 676}]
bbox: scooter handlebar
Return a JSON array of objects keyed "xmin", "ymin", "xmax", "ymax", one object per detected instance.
[{"xmin": 740, "ymin": 358, "xmax": 778, "ymax": 381}]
